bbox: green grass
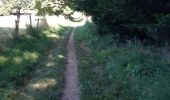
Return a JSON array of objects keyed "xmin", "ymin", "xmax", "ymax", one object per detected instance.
[
  {"xmin": 0, "ymin": 27, "xmax": 13, "ymax": 51},
  {"xmin": 0, "ymin": 26, "xmax": 71, "ymax": 100},
  {"xmin": 75, "ymin": 22, "xmax": 170, "ymax": 100}
]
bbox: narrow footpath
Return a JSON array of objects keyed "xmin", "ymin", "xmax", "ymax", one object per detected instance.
[{"xmin": 61, "ymin": 28, "xmax": 80, "ymax": 100}]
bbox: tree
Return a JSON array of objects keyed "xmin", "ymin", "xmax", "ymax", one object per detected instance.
[
  {"xmin": 0, "ymin": 0, "xmax": 34, "ymax": 15},
  {"xmin": 0, "ymin": 0, "xmax": 35, "ymax": 38},
  {"xmin": 35, "ymin": 0, "xmax": 70, "ymax": 16},
  {"xmin": 72, "ymin": 0, "xmax": 170, "ymax": 42}
]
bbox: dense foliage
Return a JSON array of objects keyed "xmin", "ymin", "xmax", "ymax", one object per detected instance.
[
  {"xmin": 0, "ymin": 0, "xmax": 34, "ymax": 15},
  {"xmin": 35, "ymin": 0, "xmax": 73, "ymax": 16},
  {"xmin": 35, "ymin": 0, "xmax": 64, "ymax": 15},
  {"xmin": 76, "ymin": 22, "xmax": 170, "ymax": 100},
  {"xmin": 74, "ymin": 0, "xmax": 170, "ymax": 43}
]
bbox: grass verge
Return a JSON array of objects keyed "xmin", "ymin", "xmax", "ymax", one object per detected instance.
[
  {"xmin": 0, "ymin": 26, "xmax": 71, "ymax": 100},
  {"xmin": 75, "ymin": 22, "xmax": 170, "ymax": 100}
]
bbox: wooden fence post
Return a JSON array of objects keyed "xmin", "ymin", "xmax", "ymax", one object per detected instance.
[
  {"xmin": 14, "ymin": 6, "xmax": 21, "ymax": 39},
  {"xmin": 29, "ymin": 14, "xmax": 32, "ymax": 28},
  {"xmin": 15, "ymin": 20, "xmax": 19, "ymax": 38},
  {"xmin": 37, "ymin": 18, "xmax": 39, "ymax": 28}
]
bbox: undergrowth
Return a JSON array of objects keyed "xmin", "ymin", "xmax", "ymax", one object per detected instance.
[{"xmin": 75, "ymin": 22, "xmax": 170, "ymax": 100}]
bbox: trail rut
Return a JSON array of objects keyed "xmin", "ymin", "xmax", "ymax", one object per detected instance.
[{"xmin": 61, "ymin": 28, "xmax": 80, "ymax": 100}]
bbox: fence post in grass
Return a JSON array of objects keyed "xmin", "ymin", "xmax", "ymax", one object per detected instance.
[
  {"xmin": 29, "ymin": 14, "xmax": 32, "ymax": 29},
  {"xmin": 37, "ymin": 18, "xmax": 39, "ymax": 29},
  {"xmin": 15, "ymin": 20, "xmax": 19, "ymax": 38},
  {"xmin": 15, "ymin": 6, "xmax": 21, "ymax": 39}
]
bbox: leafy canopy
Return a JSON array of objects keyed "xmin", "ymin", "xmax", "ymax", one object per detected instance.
[{"xmin": 0, "ymin": 0, "xmax": 35, "ymax": 15}]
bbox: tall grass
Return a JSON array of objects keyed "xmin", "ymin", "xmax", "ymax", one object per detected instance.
[{"xmin": 75, "ymin": 22, "xmax": 170, "ymax": 100}]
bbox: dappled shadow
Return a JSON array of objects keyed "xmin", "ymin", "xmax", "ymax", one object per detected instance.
[
  {"xmin": 0, "ymin": 24, "xmax": 71, "ymax": 99},
  {"xmin": 30, "ymin": 78, "xmax": 56, "ymax": 90},
  {"xmin": 0, "ymin": 15, "xmax": 84, "ymax": 99},
  {"xmin": 8, "ymin": 47, "xmax": 67, "ymax": 99}
]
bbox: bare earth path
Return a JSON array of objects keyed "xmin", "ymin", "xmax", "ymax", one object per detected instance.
[{"xmin": 61, "ymin": 28, "xmax": 80, "ymax": 100}]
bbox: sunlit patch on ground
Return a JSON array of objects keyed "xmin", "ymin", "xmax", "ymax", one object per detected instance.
[
  {"xmin": 0, "ymin": 14, "xmax": 87, "ymax": 30},
  {"xmin": 13, "ymin": 57, "xmax": 23, "ymax": 64},
  {"xmin": 30, "ymin": 78, "xmax": 57, "ymax": 90},
  {"xmin": 23, "ymin": 52, "xmax": 39, "ymax": 62},
  {"xmin": 46, "ymin": 34, "xmax": 61, "ymax": 39},
  {"xmin": 46, "ymin": 15, "xmax": 87, "ymax": 27},
  {"xmin": 7, "ymin": 90, "xmax": 34, "ymax": 100},
  {"xmin": 0, "ymin": 56, "xmax": 8, "ymax": 64},
  {"xmin": 46, "ymin": 61, "xmax": 56, "ymax": 67},
  {"xmin": 58, "ymin": 54, "xmax": 65, "ymax": 59},
  {"xmin": 46, "ymin": 16, "xmax": 68, "ymax": 27}
]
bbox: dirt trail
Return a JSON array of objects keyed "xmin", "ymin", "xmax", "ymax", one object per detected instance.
[{"xmin": 61, "ymin": 28, "xmax": 80, "ymax": 100}]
